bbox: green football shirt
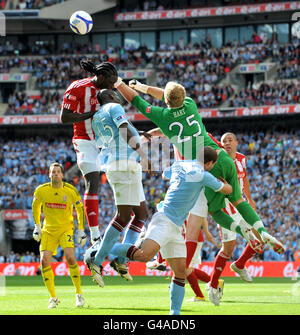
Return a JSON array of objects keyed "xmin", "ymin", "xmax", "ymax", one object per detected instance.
[{"xmin": 132, "ymin": 95, "xmax": 219, "ymax": 159}]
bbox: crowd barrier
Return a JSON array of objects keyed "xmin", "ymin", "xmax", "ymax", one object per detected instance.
[{"xmin": 0, "ymin": 261, "xmax": 299, "ymax": 277}]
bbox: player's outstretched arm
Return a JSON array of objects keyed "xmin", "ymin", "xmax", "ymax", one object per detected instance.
[
  {"xmin": 147, "ymin": 127, "xmax": 166, "ymax": 138},
  {"xmin": 129, "ymin": 79, "xmax": 164, "ymax": 101},
  {"xmin": 115, "ymin": 78, "xmax": 139, "ymax": 104}
]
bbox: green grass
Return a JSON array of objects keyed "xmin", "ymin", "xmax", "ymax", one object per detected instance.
[{"xmin": 0, "ymin": 276, "xmax": 299, "ymax": 315}]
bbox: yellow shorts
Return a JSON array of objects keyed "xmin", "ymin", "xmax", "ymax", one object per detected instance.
[{"xmin": 40, "ymin": 229, "xmax": 74, "ymax": 255}]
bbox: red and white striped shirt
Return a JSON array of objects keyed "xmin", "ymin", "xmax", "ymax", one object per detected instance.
[{"xmin": 62, "ymin": 77, "xmax": 101, "ymax": 141}]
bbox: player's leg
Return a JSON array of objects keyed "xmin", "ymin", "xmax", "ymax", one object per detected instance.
[
  {"xmin": 61, "ymin": 228, "xmax": 85, "ymax": 307},
  {"xmin": 112, "ymin": 200, "xmax": 147, "ymax": 280},
  {"xmin": 73, "ymin": 139, "xmax": 101, "ymax": 243},
  {"xmin": 230, "ymin": 220, "xmax": 256, "ymax": 282},
  {"xmin": 40, "ymin": 232, "xmax": 59, "ymax": 308},
  {"xmin": 231, "ymin": 198, "xmax": 285, "ymax": 253},
  {"xmin": 211, "ymin": 150, "xmax": 284, "ymax": 253},
  {"xmin": 186, "ymin": 242, "xmax": 208, "ymax": 301},
  {"xmin": 186, "ymin": 189, "xmax": 208, "ymax": 268},
  {"xmin": 83, "ymin": 171, "xmax": 101, "ymax": 243},
  {"xmin": 167, "ymin": 258, "xmax": 186, "ymax": 315},
  {"xmin": 94, "ymin": 204, "xmax": 132, "ymax": 267}
]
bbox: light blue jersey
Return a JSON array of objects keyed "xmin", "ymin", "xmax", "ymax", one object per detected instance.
[
  {"xmin": 162, "ymin": 160, "xmax": 223, "ymax": 226},
  {"xmin": 92, "ymin": 103, "xmax": 141, "ymax": 165}
]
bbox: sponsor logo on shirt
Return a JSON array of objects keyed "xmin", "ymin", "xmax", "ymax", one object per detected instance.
[
  {"xmin": 116, "ymin": 115, "xmax": 126, "ymax": 121},
  {"xmin": 45, "ymin": 203, "xmax": 67, "ymax": 209},
  {"xmin": 90, "ymin": 97, "xmax": 98, "ymax": 105},
  {"xmin": 66, "ymin": 94, "xmax": 77, "ymax": 101},
  {"xmin": 146, "ymin": 106, "xmax": 151, "ymax": 113}
]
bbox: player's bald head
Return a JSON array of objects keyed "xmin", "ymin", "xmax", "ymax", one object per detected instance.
[
  {"xmin": 97, "ymin": 89, "xmax": 121, "ymax": 105},
  {"xmin": 221, "ymin": 132, "xmax": 237, "ymax": 143}
]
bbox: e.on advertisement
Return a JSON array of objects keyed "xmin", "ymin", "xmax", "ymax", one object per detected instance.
[{"xmin": 0, "ymin": 262, "xmax": 299, "ymax": 277}]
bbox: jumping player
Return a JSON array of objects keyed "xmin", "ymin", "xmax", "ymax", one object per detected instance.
[
  {"xmin": 85, "ymin": 147, "xmax": 233, "ymax": 315},
  {"xmin": 114, "ymin": 78, "xmax": 284, "ymax": 256},
  {"xmin": 60, "ymin": 60, "xmax": 118, "ymax": 243},
  {"xmin": 85, "ymin": 89, "xmax": 149, "ymax": 287}
]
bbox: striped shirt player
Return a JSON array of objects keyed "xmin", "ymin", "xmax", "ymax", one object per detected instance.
[
  {"xmin": 60, "ymin": 61, "xmax": 118, "ymax": 243},
  {"xmin": 61, "ymin": 77, "xmax": 103, "ymax": 242}
]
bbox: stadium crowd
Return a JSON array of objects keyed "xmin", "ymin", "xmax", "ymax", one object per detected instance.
[
  {"xmin": 3, "ymin": 37, "xmax": 299, "ymax": 114},
  {"xmin": 3, "ymin": 0, "xmax": 66, "ymax": 10},
  {"xmin": 0, "ymin": 129, "xmax": 299, "ymax": 263},
  {"xmin": 228, "ymin": 80, "xmax": 300, "ymax": 108}
]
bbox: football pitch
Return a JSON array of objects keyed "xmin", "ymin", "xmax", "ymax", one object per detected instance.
[{"xmin": 0, "ymin": 276, "xmax": 299, "ymax": 315}]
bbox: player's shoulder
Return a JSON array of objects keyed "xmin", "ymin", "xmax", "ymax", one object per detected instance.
[
  {"xmin": 184, "ymin": 96, "xmax": 197, "ymax": 106},
  {"xmin": 63, "ymin": 182, "xmax": 80, "ymax": 195},
  {"xmin": 34, "ymin": 182, "xmax": 51, "ymax": 192},
  {"xmin": 65, "ymin": 77, "xmax": 93, "ymax": 91},
  {"xmin": 236, "ymin": 151, "xmax": 247, "ymax": 160}
]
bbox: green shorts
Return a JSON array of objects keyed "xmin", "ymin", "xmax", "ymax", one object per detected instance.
[{"xmin": 205, "ymin": 149, "xmax": 242, "ymax": 212}]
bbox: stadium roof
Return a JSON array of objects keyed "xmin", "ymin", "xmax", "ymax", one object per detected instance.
[{"xmin": 39, "ymin": 0, "xmax": 116, "ymax": 20}]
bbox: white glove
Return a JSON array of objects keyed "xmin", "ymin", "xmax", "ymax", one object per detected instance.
[
  {"xmin": 77, "ymin": 229, "xmax": 87, "ymax": 248},
  {"xmin": 129, "ymin": 79, "xmax": 149, "ymax": 93},
  {"xmin": 33, "ymin": 224, "xmax": 42, "ymax": 242},
  {"xmin": 114, "ymin": 76, "xmax": 123, "ymax": 88}
]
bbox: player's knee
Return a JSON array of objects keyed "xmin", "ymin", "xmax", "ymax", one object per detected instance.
[
  {"xmin": 65, "ymin": 255, "xmax": 76, "ymax": 265},
  {"xmin": 222, "ymin": 241, "xmax": 235, "ymax": 257},
  {"xmin": 40, "ymin": 255, "xmax": 51, "ymax": 268}
]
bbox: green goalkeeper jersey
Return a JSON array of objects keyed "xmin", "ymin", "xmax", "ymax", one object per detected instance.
[{"xmin": 132, "ymin": 95, "xmax": 219, "ymax": 159}]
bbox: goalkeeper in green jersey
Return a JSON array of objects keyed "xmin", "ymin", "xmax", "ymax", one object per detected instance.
[{"xmin": 114, "ymin": 77, "xmax": 285, "ymax": 258}]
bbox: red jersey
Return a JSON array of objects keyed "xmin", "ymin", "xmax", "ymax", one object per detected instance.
[{"xmin": 61, "ymin": 77, "xmax": 101, "ymax": 141}]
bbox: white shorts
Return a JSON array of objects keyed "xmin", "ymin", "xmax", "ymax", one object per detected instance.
[
  {"xmin": 106, "ymin": 160, "xmax": 145, "ymax": 206},
  {"xmin": 218, "ymin": 199, "xmax": 244, "ymax": 242},
  {"xmin": 73, "ymin": 139, "xmax": 101, "ymax": 176},
  {"xmin": 189, "ymin": 189, "xmax": 208, "ymax": 217},
  {"xmin": 190, "ymin": 242, "xmax": 203, "ymax": 267},
  {"xmin": 145, "ymin": 212, "xmax": 186, "ymax": 259}
]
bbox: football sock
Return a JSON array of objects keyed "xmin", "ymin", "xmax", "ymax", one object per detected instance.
[
  {"xmin": 84, "ymin": 193, "xmax": 99, "ymax": 228},
  {"xmin": 42, "ymin": 265, "xmax": 56, "ymax": 298},
  {"xmin": 236, "ymin": 202, "xmax": 267, "ymax": 234},
  {"xmin": 94, "ymin": 216, "xmax": 127, "ymax": 266},
  {"xmin": 210, "ymin": 251, "xmax": 229, "ymax": 289},
  {"xmin": 211, "ymin": 210, "xmax": 243, "ymax": 236},
  {"xmin": 234, "ymin": 244, "xmax": 256, "ymax": 269},
  {"xmin": 117, "ymin": 218, "xmax": 145, "ymax": 264},
  {"xmin": 170, "ymin": 277, "xmax": 185, "ymax": 315},
  {"xmin": 187, "ymin": 270, "xmax": 204, "ymax": 298},
  {"xmin": 69, "ymin": 263, "xmax": 82, "ymax": 294},
  {"xmin": 194, "ymin": 268, "xmax": 210, "ymax": 283},
  {"xmin": 110, "ymin": 242, "xmax": 133, "ymax": 258},
  {"xmin": 186, "ymin": 240, "xmax": 198, "ymax": 268}
]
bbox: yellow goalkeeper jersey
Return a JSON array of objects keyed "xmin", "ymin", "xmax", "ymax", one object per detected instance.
[{"xmin": 32, "ymin": 182, "xmax": 85, "ymax": 234}]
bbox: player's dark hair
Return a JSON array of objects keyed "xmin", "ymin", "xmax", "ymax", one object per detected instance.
[
  {"xmin": 204, "ymin": 146, "xmax": 218, "ymax": 164},
  {"xmin": 80, "ymin": 59, "xmax": 118, "ymax": 78},
  {"xmin": 197, "ymin": 146, "xmax": 218, "ymax": 164}
]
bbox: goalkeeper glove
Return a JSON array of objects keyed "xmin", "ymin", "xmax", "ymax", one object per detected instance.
[
  {"xmin": 33, "ymin": 224, "xmax": 42, "ymax": 242},
  {"xmin": 129, "ymin": 79, "xmax": 149, "ymax": 93},
  {"xmin": 77, "ymin": 229, "xmax": 87, "ymax": 247}
]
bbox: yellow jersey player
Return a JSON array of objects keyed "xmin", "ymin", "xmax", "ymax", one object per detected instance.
[{"xmin": 32, "ymin": 162, "xmax": 87, "ymax": 309}]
